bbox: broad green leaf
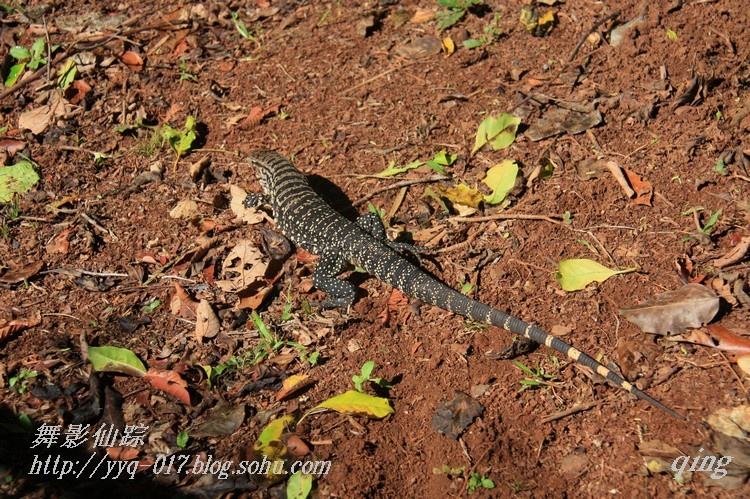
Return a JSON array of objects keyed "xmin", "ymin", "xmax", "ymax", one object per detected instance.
[
  {"xmin": 436, "ymin": 9, "xmax": 465, "ymax": 31},
  {"xmin": 425, "ymin": 150, "xmax": 456, "ymax": 175},
  {"xmin": 287, "ymin": 472, "xmax": 313, "ymax": 499},
  {"xmin": 87, "ymin": 345, "xmax": 147, "ymax": 377},
  {"xmin": 471, "ymin": 113, "xmax": 521, "ymax": 154},
  {"xmin": 482, "ymin": 159, "xmax": 518, "ymax": 205},
  {"xmin": 441, "ymin": 183, "xmax": 483, "ymax": 208},
  {"xmin": 0, "ymin": 160, "xmax": 39, "ymax": 203},
  {"xmin": 254, "ymin": 415, "xmax": 295, "ymax": 459},
  {"xmin": 30, "ymin": 38, "xmax": 45, "ymax": 60},
  {"xmin": 57, "ymin": 59, "xmax": 77, "ymax": 90},
  {"xmin": 556, "ymin": 259, "xmax": 636, "ymax": 292},
  {"xmin": 9, "ymin": 46, "xmax": 30, "ymax": 61},
  {"xmin": 4, "ymin": 62, "xmax": 26, "ymax": 87},
  {"xmin": 162, "ymin": 116, "xmax": 197, "ymax": 157},
  {"xmin": 374, "ymin": 159, "xmax": 423, "ymax": 178},
  {"xmin": 314, "ymin": 390, "xmax": 394, "ymax": 419},
  {"xmin": 462, "ymin": 39, "xmax": 483, "ymax": 49},
  {"xmin": 700, "ymin": 209, "xmax": 721, "ymax": 235}
]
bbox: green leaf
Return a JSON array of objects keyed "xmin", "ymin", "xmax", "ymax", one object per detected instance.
[
  {"xmin": 57, "ymin": 59, "xmax": 77, "ymax": 90},
  {"xmin": 374, "ymin": 159, "xmax": 423, "ymax": 178},
  {"xmin": 471, "ymin": 113, "xmax": 521, "ymax": 154},
  {"xmin": 666, "ymin": 29, "xmax": 678, "ymax": 41},
  {"xmin": 4, "ymin": 62, "xmax": 26, "ymax": 87},
  {"xmin": 482, "ymin": 159, "xmax": 518, "ymax": 205},
  {"xmin": 161, "ymin": 116, "xmax": 197, "ymax": 157},
  {"xmin": 462, "ymin": 39, "xmax": 483, "ymax": 49},
  {"xmin": 141, "ymin": 298, "xmax": 161, "ymax": 314},
  {"xmin": 0, "ymin": 160, "xmax": 40, "ymax": 203},
  {"xmin": 87, "ymin": 345, "xmax": 147, "ymax": 377},
  {"xmin": 176, "ymin": 431, "xmax": 189, "ymax": 449},
  {"xmin": 556, "ymin": 259, "xmax": 636, "ymax": 292},
  {"xmin": 425, "ymin": 149, "xmax": 456, "ymax": 174},
  {"xmin": 231, "ymin": 12, "xmax": 253, "ymax": 40},
  {"xmin": 436, "ymin": 9, "xmax": 465, "ymax": 31},
  {"xmin": 30, "ymin": 38, "xmax": 46, "ymax": 60},
  {"xmin": 9, "ymin": 46, "xmax": 30, "ymax": 61},
  {"xmin": 287, "ymin": 472, "xmax": 313, "ymax": 499},
  {"xmin": 314, "ymin": 390, "xmax": 394, "ymax": 419},
  {"xmin": 254, "ymin": 415, "xmax": 295, "ymax": 459},
  {"xmin": 700, "ymin": 209, "xmax": 721, "ymax": 235}
]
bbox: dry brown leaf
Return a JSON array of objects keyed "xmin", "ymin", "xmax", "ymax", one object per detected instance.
[
  {"xmin": 711, "ymin": 277, "xmax": 738, "ymax": 306},
  {"xmin": 714, "ymin": 236, "xmax": 750, "ymax": 268},
  {"xmin": 0, "ymin": 261, "xmax": 44, "ymax": 284},
  {"xmin": 228, "ymin": 185, "xmax": 265, "ymax": 224},
  {"xmin": 170, "ymin": 283, "xmax": 198, "ymax": 318},
  {"xmin": 144, "ymin": 368, "xmax": 191, "ymax": 405},
  {"xmin": 275, "ymin": 374, "xmax": 314, "ymax": 401},
  {"xmin": 0, "ymin": 138, "xmax": 26, "ymax": 157},
  {"xmin": 410, "ymin": 8, "xmax": 435, "ymax": 24},
  {"xmin": 215, "ymin": 240, "xmax": 268, "ymax": 292},
  {"xmin": 379, "ymin": 288, "xmax": 410, "ymax": 325},
  {"xmin": 620, "ymin": 283, "xmax": 719, "ymax": 336},
  {"xmin": 106, "ymin": 447, "xmax": 140, "ymax": 460},
  {"xmin": 624, "ymin": 168, "xmax": 653, "ymax": 206},
  {"xmin": 669, "ymin": 324, "xmax": 750, "ymax": 354},
  {"xmin": 120, "ymin": 51, "xmax": 144, "ymax": 71},
  {"xmin": 66, "ymin": 79, "xmax": 91, "ymax": 105},
  {"xmin": 18, "ymin": 91, "xmax": 68, "ymax": 135},
  {"xmin": 45, "ymin": 228, "xmax": 72, "ymax": 254},
  {"xmin": 169, "ymin": 199, "xmax": 200, "ymax": 219},
  {"xmin": 240, "ymin": 103, "xmax": 280, "ymax": 128},
  {"xmin": 0, "ymin": 312, "xmax": 41, "ymax": 343},
  {"xmin": 195, "ymin": 299, "xmax": 220, "ymax": 342}
]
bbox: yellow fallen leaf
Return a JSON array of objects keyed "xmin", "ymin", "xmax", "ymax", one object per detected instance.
[
  {"xmin": 556, "ymin": 259, "xmax": 636, "ymax": 292},
  {"xmin": 314, "ymin": 390, "xmax": 394, "ymax": 419},
  {"xmin": 442, "ymin": 37, "xmax": 455, "ymax": 56},
  {"xmin": 441, "ymin": 183, "xmax": 483, "ymax": 208},
  {"xmin": 254, "ymin": 415, "xmax": 295, "ymax": 459},
  {"xmin": 482, "ymin": 160, "xmax": 518, "ymax": 205}
]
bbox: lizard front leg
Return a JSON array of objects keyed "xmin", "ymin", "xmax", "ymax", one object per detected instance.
[
  {"xmin": 356, "ymin": 212, "xmax": 424, "ymax": 259},
  {"xmin": 313, "ymin": 252, "xmax": 357, "ymax": 309}
]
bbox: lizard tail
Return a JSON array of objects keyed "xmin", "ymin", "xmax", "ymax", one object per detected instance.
[{"xmin": 483, "ymin": 308, "xmax": 685, "ymax": 420}]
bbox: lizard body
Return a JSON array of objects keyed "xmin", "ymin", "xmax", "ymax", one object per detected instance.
[{"xmin": 244, "ymin": 150, "xmax": 682, "ymax": 419}]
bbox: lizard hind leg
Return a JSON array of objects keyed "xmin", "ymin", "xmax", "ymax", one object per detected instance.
[
  {"xmin": 356, "ymin": 212, "xmax": 424, "ymax": 259},
  {"xmin": 313, "ymin": 252, "xmax": 357, "ymax": 309}
]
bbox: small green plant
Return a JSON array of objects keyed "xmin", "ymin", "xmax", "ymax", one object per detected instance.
[
  {"xmin": 288, "ymin": 341, "xmax": 320, "ymax": 366},
  {"xmin": 280, "ymin": 294, "xmax": 294, "ymax": 322},
  {"xmin": 9, "ymin": 368, "xmax": 38, "ymax": 394},
  {"xmin": 562, "ymin": 211, "xmax": 573, "ymax": 225},
  {"xmin": 512, "ymin": 360, "xmax": 556, "ymax": 392},
  {"xmin": 467, "ymin": 472, "xmax": 495, "ymax": 493},
  {"xmin": 178, "ymin": 60, "xmax": 197, "ymax": 82},
  {"xmin": 666, "ymin": 28, "xmax": 678, "ymax": 41},
  {"xmin": 367, "ymin": 203, "xmax": 386, "ymax": 220},
  {"xmin": 141, "ymin": 298, "xmax": 161, "ymax": 314},
  {"xmin": 352, "ymin": 360, "xmax": 384, "ymax": 392},
  {"xmin": 161, "ymin": 116, "xmax": 197, "ymax": 165},
  {"xmin": 4, "ymin": 38, "xmax": 49, "ymax": 87},
  {"xmin": 57, "ymin": 58, "xmax": 77, "ymax": 90},
  {"xmin": 713, "ymin": 158, "xmax": 728, "ymax": 176},
  {"xmin": 699, "ymin": 209, "xmax": 721, "ymax": 235},
  {"xmin": 251, "ymin": 310, "xmax": 285, "ymax": 361},
  {"xmin": 436, "ymin": 0, "xmax": 483, "ymax": 31},
  {"xmin": 459, "ymin": 280, "xmax": 474, "ymax": 295},
  {"xmin": 463, "ymin": 13, "xmax": 503, "ymax": 49},
  {"xmin": 176, "ymin": 430, "xmax": 189, "ymax": 449}
]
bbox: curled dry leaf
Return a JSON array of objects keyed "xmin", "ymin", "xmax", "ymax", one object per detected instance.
[
  {"xmin": 170, "ymin": 283, "xmax": 198, "ymax": 319},
  {"xmin": 623, "ymin": 168, "xmax": 653, "ymax": 207},
  {"xmin": 18, "ymin": 91, "xmax": 69, "ymax": 135},
  {"xmin": 0, "ymin": 260, "xmax": 44, "ymax": 284},
  {"xmin": 120, "ymin": 51, "xmax": 144, "ymax": 71},
  {"xmin": 705, "ymin": 405, "xmax": 750, "ymax": 489},
  {"xmin": 714, "ymin": 236, "xmax": 750, "ymax": 268},
  {"xmin": 0, "ymin": 138, "xmax": 26, "ymax": 157},
  {"xmin": 169, "ymin": 199, "xmax": 200, "ymax": 219},
  {"xmin": 525, "ymin": 107, "xmax": 602, "ymax": 142},
  {"xmin": 0, "ymin": 312, "xmax": 41, "ymax": 343},
  {"xmin": 46, "ymin": 228, "xmax": 72, "ymax": 254},
  {"xmin": 275, "ymin": 374, "xmax": 314, "ymax": 401},
  {"xmin": 144, "ymin": 368, "xmax": 191, "ymax": 405},
  {"xmin": 195, "ymin": 299, "xmax": 220, "ymax": 341},
  {"xmin": 240, "ymin": 104, "xmax": 280, "ymax": 129},
  {"xmin": 431, "ymin": 391, "xmax": 484, "ymax": 440},
  {"xmin": 620, "ymin": 283, "xmax": 720, "ymax": 336}
]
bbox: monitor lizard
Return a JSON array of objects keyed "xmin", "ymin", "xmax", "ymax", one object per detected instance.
[{"xmin": 243, "ymin": 149, "xmax": 683, "ymax": 419}]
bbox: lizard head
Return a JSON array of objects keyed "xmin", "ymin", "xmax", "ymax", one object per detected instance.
[{"xmin": 247, "ymin": 149, "xmax": 285, "ymax": 194}]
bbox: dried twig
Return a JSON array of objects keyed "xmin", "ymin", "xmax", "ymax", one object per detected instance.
[
  {"xmin": 567, "ymin": 10, "xmax": 621, "ymax": 63},
  {"xmin": 352, "ymin": 175, "xmax": 448, "ymax": 207},
  {"xmin": 341, "ymin": 61, "xmax": 418, "ymax": 95},
  {"xmin": 449, "ymin": 213, "xmax": 562, "ymax": 225},
  {"xmin": 541, "ymin": 401, "xmax": 598, "ymax": 423}
]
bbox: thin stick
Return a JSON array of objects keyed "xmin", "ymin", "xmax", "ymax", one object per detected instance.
[
  {"xmin": 541, "ymin": 401, "xmax": 598, "ymax": 423},
  {"xmin": 341, "ymin": 61, "xmax": 418, "ymax": 95},
  {"xmin": 449, "ymin": 213, "xmax": 562, "ymax": 225},
  {"xmin": 352, "ymin": 175, "xmax": 448, "ymax": 207}
]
